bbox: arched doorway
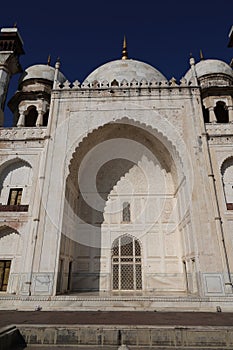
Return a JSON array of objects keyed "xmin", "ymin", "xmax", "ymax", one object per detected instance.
[{"xmin": 112, "ymin": 235, "xmax": 142, "ymax": 291}]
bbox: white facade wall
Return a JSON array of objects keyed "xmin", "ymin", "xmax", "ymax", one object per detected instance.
[{"xmin": 0, "ymin": 39, "xmax": 232, "ymax": 310}]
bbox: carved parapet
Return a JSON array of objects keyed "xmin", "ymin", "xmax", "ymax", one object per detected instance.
[
  {"xmin": 73, "ymin": 80, "xmax": 81, "ymax": 88},
  {"xmin": 169, "ymin": 77, "xmax": 178, "ymax": 86},
  {"xmin": 120, "ymin": 79, "xmax": 129, "ymax": 87},
  {"xmin": 0, "ymin": 127, "xmax": 47, "ymax": 140},
  {"xmin": 140, "ymin": 78, "xmax": 148, "ymax": 87},
  {"xmin": 130, "ymin": 78, "xmax": 138, "ymax": 87},
  {"xmin": 63, "ymin": 80, "xmax": 71, "ymax": 88},
  {"xmin": 205, "ymin": 123, "xmax": 233, "ymax": 136},
  {"xmin": 81, "ymin": 80, "xmax": 90, "ymax": 88},
  {"xmin": 54, "ymin": 77, "xmax": 192, "ymax": 91},
  {"xmin": 52, "ymin": 77, "xmax": 198, "ymax": 100},
  {"xmin": 101, "ymin": 80, "xmax": 109, "ymax": 88}
]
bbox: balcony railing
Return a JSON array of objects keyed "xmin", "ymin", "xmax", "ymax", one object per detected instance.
[{"xmin": 0, "ymin": 204, "xmax": 29, "ymax": 212}]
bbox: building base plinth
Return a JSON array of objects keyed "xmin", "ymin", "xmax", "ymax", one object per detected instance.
[{"xmin": 0, "ymin": 294, "xmax": 233, "ymax": 312}]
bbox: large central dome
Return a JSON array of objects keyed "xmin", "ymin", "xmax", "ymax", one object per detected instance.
[{"xmin": 84, "ymin": 59, "xmax": 167, "ymax": 83}]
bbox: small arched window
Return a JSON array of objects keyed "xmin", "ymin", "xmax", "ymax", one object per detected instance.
[
  {"xmin": 214, "ymin": 101, "xmax": 229, "ymax": 123},
  {"xmin": 0, "ymin": 159, "xmax": 32, "ymax": 212},
  {"xmin": 122, "ymin": 202, "xmax": 131, "ymax": 222},
  {"xmin": 25, "ymin": 106, "xmax": 38, "ymax": 127}
]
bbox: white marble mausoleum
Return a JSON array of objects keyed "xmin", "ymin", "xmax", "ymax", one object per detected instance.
[{"xmin": 0, "ymin": 27, "xmax": 233, "ymax": 311}]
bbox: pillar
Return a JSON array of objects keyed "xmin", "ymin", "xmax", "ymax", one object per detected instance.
[
  {"xmin": 209, "ymin": 107, "xmax": 217, "ymax": 123},
  {"xmin": 228, "ymin": 106, "xmax": 233, "ymax": 122},
  {"xmin": 36, "ymin": 110, "xmax": 44, "ymax": 127}
]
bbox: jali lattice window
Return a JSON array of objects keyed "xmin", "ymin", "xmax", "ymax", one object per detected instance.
[
  {"xmin": 112, "ymin": 235, "xmax": 142, "ymax": 290},
  {"xmin": 7, "ymin": 188, "xmax": 23, "ymax": 205}
]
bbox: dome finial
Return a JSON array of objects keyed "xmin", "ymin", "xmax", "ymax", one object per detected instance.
[
  {"xmin": 47, "ymin": 54, "xmax": 51, "ymax": 66},
  {"xmin": 200, "ymin": 49, "xmax": 204, "ymax": 60},
  {"xmin": 122, "ymin": 35, "xmax": 128, "ymax": 60}
]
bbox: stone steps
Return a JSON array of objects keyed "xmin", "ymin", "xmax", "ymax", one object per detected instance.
[
  {"xmin": 1, "ymin": 294, "xmax": 233, "ymax": 312},
  {"xmin": 18, "ymin": 325, "xmax": 233, "ymax": 349},
  {"xmin": 2, "ymin": 322, "xmax": 233, "ymax": 349}
]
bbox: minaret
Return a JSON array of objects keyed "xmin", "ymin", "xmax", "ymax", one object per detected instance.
[{"xmin": 0, "ymin": 27, "xmax": 24, "ymax": 126}]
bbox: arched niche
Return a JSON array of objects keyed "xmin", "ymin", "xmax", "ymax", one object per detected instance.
[
  {"xmin": 25, "ymin": 105, "xmax": 38, "ymax": 127},
  {"xmin": 0, "ymin": 225, "xmax": 20, "ymax": 292},
  {"xmin": 59, "ymin": 119, "xmax": 190, "ymax": 294},
  {"xmin": 221, "ymin": 156, "xmax": 233, "ymax": 208},
  {"xmin": 214, "ymin": 101, "xmax": 229, "ymax": 123},
  {"xmin": 0, "ymin": 159, "xmax": 32, "ymax": 210}
]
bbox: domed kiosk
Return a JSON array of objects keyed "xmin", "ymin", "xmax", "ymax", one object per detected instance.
[
  {"xmin": 9, "ymin": 63, "xmax": 66, "ymax": 127},
  {"xmin": 184, "ymin": 58, "xmax": 233, "ymax": 87},
  {"xmin": 184, "ymin": 58, "xmax": 233, "ymax": 123},
  {"xmin": 19, "ymin": 64, "xmax": 66, "ymax": 87}
]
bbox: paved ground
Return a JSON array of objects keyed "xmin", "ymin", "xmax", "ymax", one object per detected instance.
[
  {"xmin": 1, "ymin": 311, "xmax": 233, "ymax": 328},
  {"xmin": 24, "ymin": 348, "xmax": 226, "ymax": 350}
]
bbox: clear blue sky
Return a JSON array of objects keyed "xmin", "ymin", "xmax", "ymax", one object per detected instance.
[{"xmin": 1, "ymin": 0, "xmax": 233, "ymax": 125}]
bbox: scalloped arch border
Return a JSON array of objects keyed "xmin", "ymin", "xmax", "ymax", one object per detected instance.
[{"xmin": 65, "ymin": 114, "xmax": 188, "ymax": 182}]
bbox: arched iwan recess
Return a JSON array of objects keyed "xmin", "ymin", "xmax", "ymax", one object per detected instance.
[{"xmin": 57, "ymin": 119, "xmax": 193, "ymax": 295}]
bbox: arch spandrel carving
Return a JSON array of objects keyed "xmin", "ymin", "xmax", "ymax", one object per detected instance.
[{"xmin": 63, "ymin": 114, "xmax": 190, "ymax": 185}]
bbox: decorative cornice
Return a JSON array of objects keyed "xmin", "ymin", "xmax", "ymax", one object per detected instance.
[{"xmin": 54, "ymin": 77, "xmax": 195, "ymax": 90}]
